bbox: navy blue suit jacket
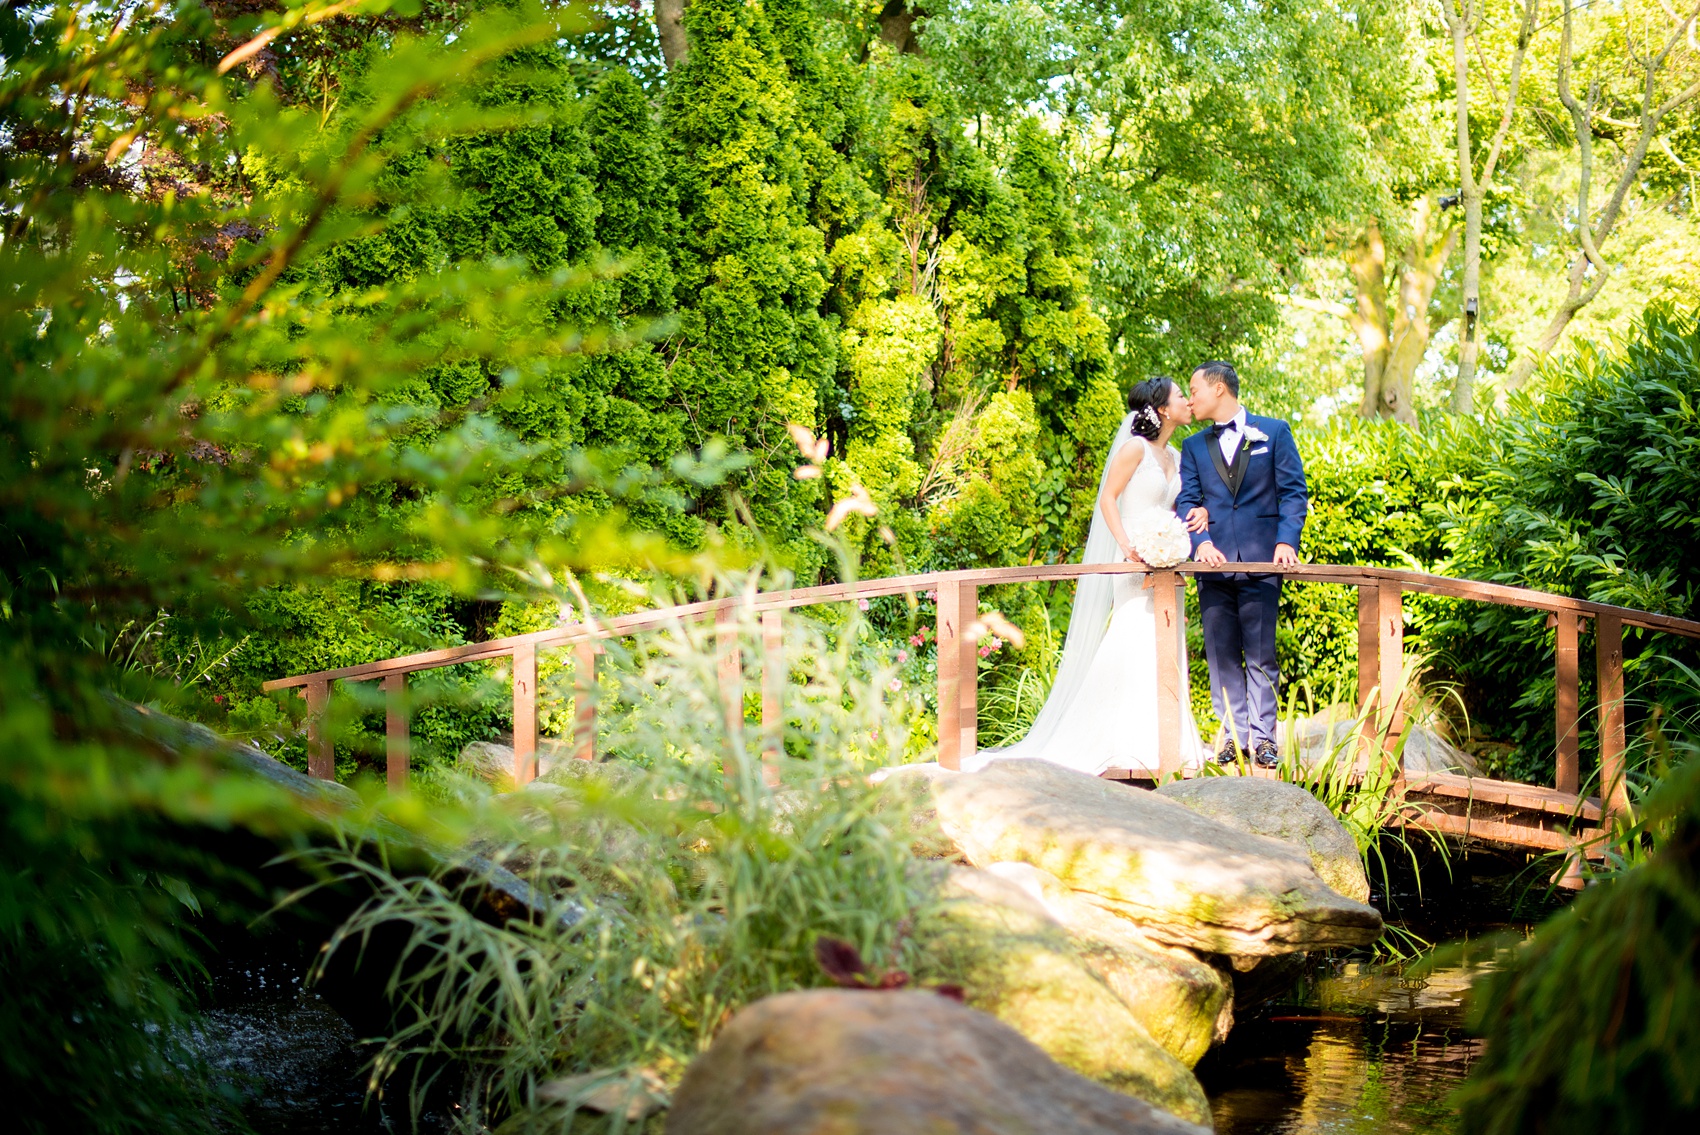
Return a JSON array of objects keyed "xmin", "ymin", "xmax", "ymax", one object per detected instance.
[{"xmin": 1175, "ymin": 414, "xmax": 1309, "ymax": 561}]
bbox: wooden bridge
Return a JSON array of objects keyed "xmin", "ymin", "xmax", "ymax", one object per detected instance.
[{"xmin": 264, "ymin": 562, "xmax": 1700, "ymax": 866}]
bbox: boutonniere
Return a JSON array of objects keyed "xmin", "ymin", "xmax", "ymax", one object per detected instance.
[{"xmin": 1243, "ymin": 425, "xmax": 1269, "ymax": 443}]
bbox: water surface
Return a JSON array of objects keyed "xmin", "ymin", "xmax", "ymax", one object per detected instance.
[{"xmin": 1200, "ymin": 940, "xmax": 1514, "ymax": 1135}]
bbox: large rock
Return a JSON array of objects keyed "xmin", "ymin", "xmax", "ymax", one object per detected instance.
[
  {"xmin": 664, "ymin": 989, "xmax": 1211, "ymax": 1135},
  {"xmin": 459, "ymin": 737, "xmax": 589, "ymax": 785},
  {"xmin": 872, "ymin": 762, "xmax": 965, "ymax": 859},
  {"xmin": 914, "ymin": 866, "xmax": 1212, "ymax": 1125},
  {"xmin": 981, "ymin": 862, "xmax": 1233, "ymax": 1066},
  {"xmin": 1156, "ymin": 776, "xmax": 1371, "ymax": 904},
  {"xmin": 930, "ymin": 758, "xmax": 1381, "ymax": 955},
  {"xmin": 1287, "ymin": 708, "xmax": 1482, "ymax": 777}
]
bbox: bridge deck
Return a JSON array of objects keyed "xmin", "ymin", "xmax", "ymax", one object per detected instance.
[{"xmin": 1101, "ymin": 763, "xmax": 1606, "ymax": 871}]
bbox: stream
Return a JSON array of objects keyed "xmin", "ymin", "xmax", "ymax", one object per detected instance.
[{"xmin": 1199, "ymin": 941, "xmax": 1510, "ymax": 1134}]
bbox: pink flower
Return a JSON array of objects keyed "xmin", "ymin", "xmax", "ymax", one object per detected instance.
[
  {"xmin": 858, "ymin": 598, "xmax": 871, "ymax": 611},
  {"xmin": 924, "ymin": 589, "xmax": 937, "ymax": 600},
  {"xmin": 889, "ymin": 679, "xmax": 902, "ymax": 692},
  {"xmin": 896, "ymin": 649, "xmax": 909, "ymax": 664},
  {"xmin": 909, "ymin": 634, "xmax": 924, "ymax": 647},
  {"xmin": 977, "ymin": 645, "xmax": 991, "ymax": 658}
]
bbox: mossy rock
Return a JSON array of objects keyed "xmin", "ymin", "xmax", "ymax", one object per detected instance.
[
  {"xmin": 981, "ymin": 862, "xmax": 1233, "ymax": 1067},
  {"xmin": 931, "ymin": 758, "xmax": 1381, "ymax": 955},
  {"xmin": 1157, "ymin": 775, "xmax": 1370, "ymax": 903},
  {"xmin": 912, "ymin": 866, "xmax": 1213, "ymax": 1127}
]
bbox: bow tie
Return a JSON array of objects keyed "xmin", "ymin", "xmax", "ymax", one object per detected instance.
[{"xmin": 1210, "ymin": 422, "xmax": 1235, "ymax": 437}]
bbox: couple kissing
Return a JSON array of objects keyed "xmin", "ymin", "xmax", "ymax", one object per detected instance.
[{"xmin": 963, "ymin": 361, "xmax": 1308, "ymax": 775}]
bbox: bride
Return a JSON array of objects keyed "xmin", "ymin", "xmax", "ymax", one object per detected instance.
[{"xmin": 963, "ymin": 376, "xmax": 1206, "ymax": 774}]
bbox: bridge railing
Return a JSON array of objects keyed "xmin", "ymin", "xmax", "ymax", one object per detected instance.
[{"xmin": 263, "ymin": 563, "xmax": 1700, "ymax": 819}]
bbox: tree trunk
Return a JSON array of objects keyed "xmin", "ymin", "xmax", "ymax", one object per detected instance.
[
  {"xmin": 656, "ymin": 0, "xmax": 689, "ymax": 68},
  {"xmin": 1503, "ymin": 0, "xmax": 1700, "ymax": 388},
  {"xmin": 1382, "ymin": 200, "xmax": 1455, "ymax": 425},
  {"xmin": 1347, "ymin": 222, "xmax": 1390, "ymax": 418},
  {"xmin": 1453, "ymin": 191, "xmax": 1483, "ymax": 414},
  {"xmin": 878, "ymin": 0, "xmax": 924, "ymax": 54},
  {"xmin": 1443, "ymin": 0, "xmax": 1542, "ymax": 415}
]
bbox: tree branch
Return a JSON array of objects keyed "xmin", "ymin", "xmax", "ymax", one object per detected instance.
[{"xmin": 1481, "ymin": 0, "xmax": 1544, "ymax": 187}]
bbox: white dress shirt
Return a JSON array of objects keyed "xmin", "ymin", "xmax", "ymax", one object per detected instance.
[{"xmin": 1215, "ymin": 408, "xmax": 1248, "ymax": 463}]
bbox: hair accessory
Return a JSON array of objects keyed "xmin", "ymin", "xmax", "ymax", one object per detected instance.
[{"xmin": 1136, "ymin": 406, "xmax": 1160, "ymax": 428}]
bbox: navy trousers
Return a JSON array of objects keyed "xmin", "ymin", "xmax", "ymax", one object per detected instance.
[{"xmin": 1197, "ymin": 576, "xmax": 1281, "ymax": 747}]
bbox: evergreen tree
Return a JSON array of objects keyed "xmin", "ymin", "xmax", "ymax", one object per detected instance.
[{"xmin": 664, "ymin": 0, "xmax": 838, "ymax": 571}]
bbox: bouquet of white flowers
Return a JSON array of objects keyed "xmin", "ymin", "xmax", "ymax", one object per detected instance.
[{"xmin": 1128, "ymin": 510, "xmax": 1192, "ymax": 568}]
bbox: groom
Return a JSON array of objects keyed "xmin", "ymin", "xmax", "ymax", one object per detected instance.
[{"xmin": 1175, "ymin": 361, "xmax": 1309, "ymax": 768}]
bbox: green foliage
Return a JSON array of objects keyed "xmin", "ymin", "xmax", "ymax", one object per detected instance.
[
  {"xmin": 0, "ymin": 3, "xmax": 711, "ymax": 1128},
  {"xmin": 1456, "ymin": 723, "xmax": 1700, "ymax": 1132}
]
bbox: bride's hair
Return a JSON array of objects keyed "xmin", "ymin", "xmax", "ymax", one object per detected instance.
[{"xmin": 1126, "ymin": 376, "xmax": 1175, "ymax": 441}]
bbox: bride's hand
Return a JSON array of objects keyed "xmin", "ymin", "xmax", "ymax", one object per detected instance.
[{"xmin": 1120, "ymin": 543, "xmax": 1145, "ymax": 565}]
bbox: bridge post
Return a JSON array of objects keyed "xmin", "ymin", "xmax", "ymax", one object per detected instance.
[
  {"xmin": 573, "ymin": 639, "xmax": 599, "ymax": 763},
  {"xmin": 761, "ymin": 610, "xmax": 783, "ymax": 787},
  {"xmin": 1358, "ymin": 581, "xmax": 1406, "ymax": 782},
  {"xmin": 305, "ymin": 678, "xmax": 332, "ymax": 781},
  {"xmin": 383, "ymin": 674, "xmax": 408, "ymax": 791},
  {"xmin": 1596, "ymin": 612, "xmax": 1628, "ymax": 820},
  {"xmin": 716, "ymin": 604, "xmax": 745, "ymax": 781},
  {"xmin": 1153, "ymin": 571, "xmax": 1183, "ymax": 779},
  {"xmin": 959, "ymin": 583, "xmax": 978, "ymax": 762},
  {"xmin": 513, "ymin": 643, "xmax": 537, "ymax": 784},
  {"xmin": 935, "ymin": 580, "xmax": 978, "ymax": 770},
  {"xmin": 1553, "ymin": 610, "xmax": 1580, "ymax": 795},
  {"xmin": 1356, "ymin": 584, "xmax": 1378, "ymax": 745}
]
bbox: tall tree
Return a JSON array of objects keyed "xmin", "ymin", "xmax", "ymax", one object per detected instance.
[
  {"xmin": 1289, "ymin": 199, "xmax": 1456, "ymax": 425},
  {"xmin": 1442, "ymin": 0, "xmax": 1543, "ymax": 415}
]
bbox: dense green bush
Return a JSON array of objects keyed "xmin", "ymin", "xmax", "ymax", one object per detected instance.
[{"xmin": 1423, "ymin": 308, "xmax": 1700, "ymax": 784}]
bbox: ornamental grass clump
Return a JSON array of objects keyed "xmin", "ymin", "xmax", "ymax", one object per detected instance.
[{"xmin": 298, "ymin": 605, "xmax": 932, "ymax": 1133}]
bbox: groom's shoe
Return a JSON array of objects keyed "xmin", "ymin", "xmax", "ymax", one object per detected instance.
[
  {"xmin": 1252, "ymin": 740, "xmax": 1280, "ymax": 769},
  {"xmin": 1214, "ymin": 740, "xmax": 1242, "ymax": 766}
]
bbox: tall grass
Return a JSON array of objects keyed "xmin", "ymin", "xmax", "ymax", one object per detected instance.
[
  {"xmin": 975, "ymin": 603, "xmax": 1061, "ymax": 749},
  {"xmin": 295, "ymin": 602, "xmax": 932, "ymax": 1132}
]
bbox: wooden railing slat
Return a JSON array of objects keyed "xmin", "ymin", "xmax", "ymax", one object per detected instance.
[
  {"xmin": 513, "ymin": 643, "xmax": 537, "ymax": 785},
  {"xmin": 1153, "ymin": 570, "xmax": 1183, "ymax": 779},
  {"xmin": 761, "ymin": 610, "xmax": 783, "ymax": 787},
  {"xmin": 1555, "ymin": 610, "xmax": 1581, "ymax": 795},
  {"xmin": 305, "ymin": 679, "xmax": 332, "ymax": 781},
  {"xmin": 1596, "ymin": 612, "xmax": 1628, "ymax": 821},
  {"xmin": 1356, "ymin": 584, "xmax": 1379, "ymax": 756},
  {"xmin": 715, "ymin": 604, "xmax": 743, "ymax": 782},
  {"xmin": 573, "ymin": 640, "xmax": 598, "ymax": 763},
  {"xmin": 935, "ymin": 580, "xmax": 963, "ymax": 771},
  {"xmin": 958, "ymin": 583, "xmax": 979, "ymax": 764},
  {"xmin": 1377, "ymin": 581, "xmax": 1406, "ymax": 786},
  {"xmin": 383, "ymin": 674, "xmax": 408, "ymax": 791}
]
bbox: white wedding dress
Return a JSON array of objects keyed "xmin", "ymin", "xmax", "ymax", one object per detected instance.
[{"xmin": 963, "ymin": 416, "xmax": 1204, "ymax": 775}]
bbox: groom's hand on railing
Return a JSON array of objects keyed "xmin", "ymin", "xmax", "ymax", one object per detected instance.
[
  {"xmin": 1273, "ymin": 543, "xmax": 1299, "ymax": 566},
  {"xmin": 1183, "ymin": 507, "xmax": 1210, "ymax": 534},
  {"xmin": 1195, "ymin": 541, "xmax": 1227, "ymax": 565}
]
